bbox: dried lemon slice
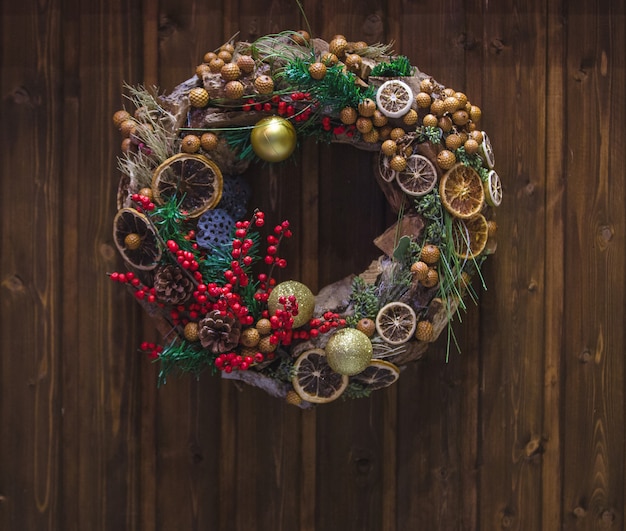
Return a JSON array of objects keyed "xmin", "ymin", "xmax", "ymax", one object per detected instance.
[
  {"xmin": 439, "ymin": 164, "xmax": 485, "ymax": 219},
  {"xmin": 451, "ymin": 214, "xmax": 489, "ymax": 259},
  {"xmin": 484, "ymin": 169, "xmax": 502, "ymax": 207},
  {"xmin": 152, "ymin": 153, "xmax": 223, "ymax": 218},
  {"xmin": 396, "ymin": 154, "xmax": 438, "ymax": 196},
  {"xmin": 292, "ymin": 349, "xmax": 348, "ymax": 404},
  {"xmin": 376, "ymin": 80, "xmax": 414, "ymax": 118},
  {"xmin": 478, "ymin": 131, "xmax": 495, "ymax": 169},
  {"xmin": 349, "ymin": 359, "xmax": 400, "ymax": 391},
  {"xmin": 378, "ymin": 150, "xmax": 398, "ymax": 182},
  {"xmin": 113, "ymin": 207, "xmax": 161, "ymax": 270},
  {"xmin": 375, "ymin": 302, "xmax": 417, "ymax": 345}
]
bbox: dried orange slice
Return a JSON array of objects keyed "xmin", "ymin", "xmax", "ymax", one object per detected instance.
[
  {"xmin": 451, "ymin": 214, "xmax": 489, "ymax": 259},
  {"xmin": 113, "ymin": 207, "xmax": 162, "ymax": 270},
  {"xmin": 350, "ymin": 359, "xmax": 400, "ymax": 391},
  {"xmin": 375, "ymin": 302, "xmax": 417, "ymax": 345},
  {"xmin": 378, "ymin": 150, "xmax": 398, "ymax": 182},
  {"xmin": 478, "ymin": 131, "xmax": 495, "ymax": 169},
  {"xmin": 376, "ymin": 80, "xmax": 413, "ymax": 118},
  {"xmin": 292, "ymin": 349, "xmax": 348, "ymax": 404},
  {"xmin": 484, "ymin": 169, "xmax": 502, "ymax": 207},
  {"xmin": 151, "ymin": 153, "xmax": 223, "ymax": 218},
  {"xmin": 439, "ymin": 164, "xmax": 485, "ymax": 219},
  {"xmin": 396, "ymin": 154, "xmax": 438, "ymax": 196}
]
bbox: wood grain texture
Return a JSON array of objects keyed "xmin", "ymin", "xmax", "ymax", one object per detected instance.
[
  {"xmin": 562, "ymin": 2, "xmax": 626, "ymax": 529},
  {"xmin": 394, "ymin": 2, "xmax": 472, "ymax": 529},
  {"xmin": 0, "ymin": 2, "xmax": 64, "ymax": 529},
  {"xmin": 475, "ymin": 2, "xmax": 549, "ymax": 530},
  {"xmin": 2, "ymin": 1, "xmax": 626, "ymax": 530},
  {"xmin": 543, "ymin": 0, "xmax": 566, "ymax": 529}
]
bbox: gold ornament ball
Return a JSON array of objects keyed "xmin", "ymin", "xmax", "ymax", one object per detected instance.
[
  {"xmin": 267, "ymin": 280, "xmax": 315, "ymax": 329},
  {"xmin": 325, "ymin": 328, "xmax": 373, "ymax": 376},
  {"xmin": 250, "ymin": 116, "xmax": 297, "ymax": 162}
]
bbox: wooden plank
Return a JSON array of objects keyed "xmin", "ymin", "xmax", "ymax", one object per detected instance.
[
  {"xmin": 543, "ymin": 0, "xmax": 566, "ymax": 529},
  {"xmin": 394, "ymin": 1, "xmax": 469, "ymax": 529},
  {"xmin": 303, "ymin": 4, "xmax": 393, "ymax": 529},
  {"xmin": 0, "ymin": 2, "xmax": 64, "ymax": 530},
  {"xmin": 476, "ymin": 2, "xmax": 548, "ymax": 529},
  {"xmin": 315, "ymin": 395, "xmax": 388, "ymax": 530},
  {"xmin": 562, "ymin": 2, "xmax": 626, "ymax": 528},
  {"xmin": 299, "ymin": 137, "xmax": 320, "ymax": 531},
  {"xmin": 145, "ymin": 3, "xmax": 227, "ymax": 530},
  {"xmin": 67, "ymin": 3, "xmax": 146, "ymax": 529}
]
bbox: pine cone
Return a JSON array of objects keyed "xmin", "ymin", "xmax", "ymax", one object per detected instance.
[
  {"xmin": 199, "ymin": 310, "xmax": 242, "ymax": 353},
  {"xmin": 153, "ymin": 264, "xmax": 194, "ymax": 305}
]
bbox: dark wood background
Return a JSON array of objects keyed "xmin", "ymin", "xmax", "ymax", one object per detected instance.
[{"xmin": 1, "ymin": 1, "xmax": 625, "ymax": 529}]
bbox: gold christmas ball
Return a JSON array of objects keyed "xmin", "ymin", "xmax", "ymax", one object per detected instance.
[
  {"xmin": 267, "ymin": 280, "xmax": 315, "ymax": 328},
  {"xmin": 325, "ymin": 328, "xmax": 373, "ymax": 376},
  {"xmin": 250, "ymin": 116, "xmax": 297, "ymax": 162}
]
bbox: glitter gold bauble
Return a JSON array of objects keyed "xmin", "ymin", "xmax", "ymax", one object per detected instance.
[
  {"xmin": 250, "ymin": 116, "xmax": 297, "ymax": 162},
  {"xmin": 267, "ymin": 280, "xmax": 315, "ymax": 328},
  {"xmin": 325, "ymin": 328, "xmax": 373, "ymax": 376}
]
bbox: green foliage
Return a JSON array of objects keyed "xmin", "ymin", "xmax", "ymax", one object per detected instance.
[
  {"xmin": 455, "ymin": 146, "xmax": 489, "ymax": 180},
  {"xmin": 263, "ymin": 355, "xmax": 295, "ymax": 383},
  {"xmin": 347, "ymin": 276, "xmax": 380, "ymax": 324},
  {"xmin": 150, "ymin": 197, "xmax": 192, "ymax": 244},
  {"xmin": 414, "ymin": 190, "xmax": 445, "ymax": 245},
  {"xmin": 342, "ymin": 382, "xmax": 372, "ymax": 400},
  {"xmin": 416, "ymin": 126, "xmax": 443, "ymax": 144},
  {"xmin": 370, "ymin": 55, "xmax": 414, "ymax": 77},
  {"xmin": 280, "ymin": 58, "xmax": 375, "ymax": 111},
  {"xmin": 157, "ymin": 340, "xmax": 217, "ymax": 386}
]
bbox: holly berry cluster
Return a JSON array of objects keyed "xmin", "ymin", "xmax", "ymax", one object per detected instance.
[
  {"xmin": 139, "ymin": 341, "xmax": 163, "ymax": 359},
  {"xmin": 109, "ymin": 270, "xmax": 158, "ymax": 303},
  {"xmin": 267, "ymin": 294, "xmax": 299, "ymax": 348},
  {"xmin": 214, "ymin": 351, "xmax": 265, "ymax": 372},
  {"xmin": 291, "ymin": 311, "xmax": 348, "ymax": 341},
  {"xmin": 241, "ymin": 92, "xmax": 315, "ymax": 123},
  {"xmin": 130, "ymin": 192, "xmax": 156, "ymax": 213},
  {"xmin": 110, "ymin": 206, "xmax": 304, "ymax": 376}
]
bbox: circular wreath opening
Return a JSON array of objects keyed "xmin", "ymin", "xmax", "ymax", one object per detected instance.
[{"xmin": 110, "ymin": 30, "xmax": 502, "ymax": 408}]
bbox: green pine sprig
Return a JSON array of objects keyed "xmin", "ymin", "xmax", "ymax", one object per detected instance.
[
  {"xmin": 370, "ymin": 55, "xmax": 414, "ymax": 77},
  {"xmin": 156, "ymin": 339, "xmax": 217, "ymax": 386},
  {"xmin": 347, "ymin": 276, "xmax": 381, "ymax": 325},
  {"xmin": 280, "ymin": 58, "xmax": 374, "ymax": 111}
]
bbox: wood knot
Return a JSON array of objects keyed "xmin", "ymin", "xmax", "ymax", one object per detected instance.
[
  {"xmin": 100, "ymin": 243, "xmax": 116, "ymax": 261},
  {"xmin": 573, "ymin": 57, "xmax": 594, "ymax": 82},
  {"xmin": 500, "ymin": 508, "xmax": 515, "ymax": 528},
  {"xmin": 524, "ymin": 437, "xmax": 542, "ymax": 457},
  {"xmin": 458, "ymin": 33, "xmax": 479, "ymax": 51},
  {"xmin": 596, "ymin": 224, "xmax": 614, "ymax": 251},
  {"xmin": 600, "ymin": 509, "xmax": 615, "ymax": 526},
  {"xmin": 158, "ymin": 14, "xmax": 178, "ymax": 40},
  {"xmin": 247, "ymin": 17, "xmax": 259, "ymax": 41},
  {"xmin": 573, "ymin": 506, "xmax": 587, "ymax": 518},
  {"xmin": 350, "ymin": 448, "xmax": 374, "ymax": 483},
  {"xmin": 12, "ymin": 85, "xmax": 36, "ymax": 107},
  {"xmin": 362, "ymin": 13, "xmax": 384, "ymax": 43},
  {"xmin": 2, "ymin": 274, "xmax": 25, "ymax": 293},
  {"xmin": 354, "ymin": 456, "xmax": 372, "ymax": 475},
  {"xmin": 490, "ymin": 38, "xmax": 506, "ymax": 54},
  {"xmin": 524, "ymin": 182, "xmax": 536, "ymax": 196},
  {"xmin": 579, "ymin": 348, "xmax": 592, "ymax": 363}
]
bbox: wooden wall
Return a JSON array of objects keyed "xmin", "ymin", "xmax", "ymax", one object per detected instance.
[{"xmin": 1, "ymin": 1, "xmax": 625, "ymax": 529}]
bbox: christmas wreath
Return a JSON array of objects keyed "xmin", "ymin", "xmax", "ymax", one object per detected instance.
[{"xmin": 110, "ymin": 30, "xmax": 502, "ymax": 407}]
